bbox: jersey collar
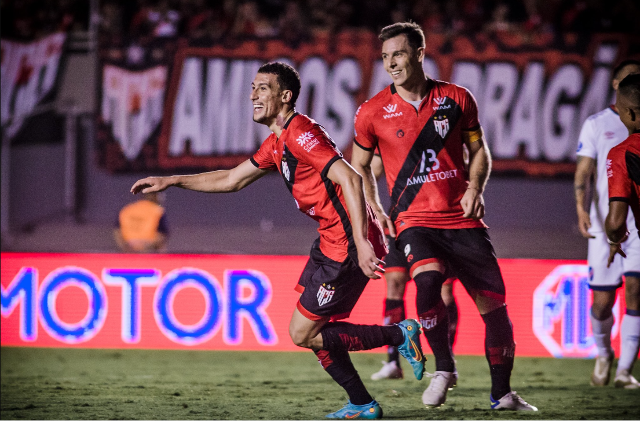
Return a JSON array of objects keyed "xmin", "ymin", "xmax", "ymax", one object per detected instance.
[
  {"xmin": 283, "ymin": 112, "xmax": 299, "ymax": 130},
  {"xmin": 389, "ymin": 79, "xmax": 434, "ymax": 107}
]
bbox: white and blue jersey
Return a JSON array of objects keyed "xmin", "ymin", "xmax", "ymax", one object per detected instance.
[{"xmin": 576, "ymin": 106, "xmax": 640, "ymax": 289}]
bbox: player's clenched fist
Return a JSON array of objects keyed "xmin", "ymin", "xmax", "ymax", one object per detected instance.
[{"xmin": 131, "ymin": 176, "xmax": 175, "ymax": 195}]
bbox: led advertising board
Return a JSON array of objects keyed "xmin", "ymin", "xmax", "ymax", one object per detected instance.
[{"xmin": 2, "ymin": 253, "xmax": 624, "ymax": 358}]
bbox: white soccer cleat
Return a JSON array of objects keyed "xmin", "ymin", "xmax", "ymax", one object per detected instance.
[
  {"xmin": 449, "ymin": 370, "xmax": 458, "ymax": 390},
  {"xmin": 422, "ymin": 371, "xmax": 456, "ymax": 407},
  {"xmin": 614, "ymin": 370, "xmax": 640, "ymax": 389},
  {"xmin": 490, "ymin": 391, "xmax": 538, "ymax": 411},
  {"xmin": 371, "ymin": 360, "xmax": 403, "ymax": 380},
  {"xmin": 590, "ymin": 355, "xmax": 613, "ymax": 386}
]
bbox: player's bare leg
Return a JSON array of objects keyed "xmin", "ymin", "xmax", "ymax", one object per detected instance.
[
  {"xmin": 289, "ymin": 308, "xmax": 327, "ymax": 350},
  {"xmin": 615, "ymin": 276, "xmax": 640, "ymax": 389},
  {"xmin": 590, "ymin": 289, "xmax": 617, "ymax": 386}
]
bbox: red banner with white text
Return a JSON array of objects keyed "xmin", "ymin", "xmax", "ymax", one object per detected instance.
[
  {"xmin": 98, "ymin": 31, "xmax": 640, "ymax": 176},
  {"xmin": 1, "ymin": 252, "xmax": 626, "ymax": 358}
]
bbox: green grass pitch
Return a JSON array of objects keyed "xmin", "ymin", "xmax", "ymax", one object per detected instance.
[{"xmin": 1, "ymin": 347, "xmax": 638, "ymax": 420}]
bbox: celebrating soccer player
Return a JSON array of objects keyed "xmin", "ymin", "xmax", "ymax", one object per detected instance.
[
  {"xmin": 367, "ymin": 154, "xmax": 460, "ymax": 382},
  {"xmin": 575, "ymin": 60, "xmax": 640, "ymax": 389},
  {"xmin": 351, "ymin": 21, "xmax": 536, "ymax": 410},
  {"xmin": 131, "ymin": 62, "xmax": 427, "ymax": 419},
  {"xmin": 604, "ymin": 72, "xmax": 640, "ymax": 389}
]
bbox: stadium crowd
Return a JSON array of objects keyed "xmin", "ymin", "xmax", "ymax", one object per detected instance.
[
  {"xmin": 0, "ymin": 0, "xmax": 89, "ymax": 40},
  {"xmin": 1, "ymin": 0, "xmax": 638, "ymax": 43}
]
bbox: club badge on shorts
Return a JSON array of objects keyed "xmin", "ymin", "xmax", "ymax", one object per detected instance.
[{"xmin": 317, "ymin": 283, "xmax": 335, "ymax": 306}]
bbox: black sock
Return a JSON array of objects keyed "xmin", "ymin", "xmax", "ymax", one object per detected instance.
[
  {"xmin": 446, "ymin": 300, "xmax": 458, "ymax": 350},
  {"xmin": 481, "ymin": 305, "xmax": 515, "ymax": 399},
  {"xmin": 321, "ymin": 321, "xmax": 403, "ymax": 352},
  {"xmin": 414, "ymin": 271, "xmax": 455, "ymax": 372},
  {"xmin": 315, "ymin": 348, "xmax": 373, "ymax": 405},
  {"xmin": 384, "ymin": 299, "xmax": 405, "ymax": 363}
]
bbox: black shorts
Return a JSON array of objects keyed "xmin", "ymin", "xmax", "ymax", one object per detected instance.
[
  {"xmin": 383, "ymin": 235, "xmax": 409, "ymax": 273},
  {"xmin": 396, "ymin": 227, "xmax": 505, "ymax": 301},
  {"xmin": 295, "ymin": 239, "xmax": 370, "ymax": 321},
  {"xmin": 383, "ymin": 235, "xmax": 456, "ymax": 282}
]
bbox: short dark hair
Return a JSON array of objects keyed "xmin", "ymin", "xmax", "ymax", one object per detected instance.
[
  {"xmin": 618, "ymin": 73, "xmax": 640, "ymax": 108},
  {"xmin": 378, "ymin": 21, "xmax": 425, "ymax": 51},
  {"xmin": 258, "ymin": 62, "xmax": 301, "ymax": 107},
  {"xmin": 612, "ymin": 59, "xmax": 640, "ymax": 81}
]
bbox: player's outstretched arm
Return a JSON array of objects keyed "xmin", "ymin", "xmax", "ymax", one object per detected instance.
[
  {"xmin": 131, "ymin": 160, "xmax": 269, "ymax": 195},
  {"xmin": 326, "ymin": 158, "xmax": 385, "ymax": 279},
  {"xmin": 351, "ymin": 145, "xmax": 395, "ymax": 237},
  {"xmin": 574, "ymin": 156, "xmax": 596, "ymax": 238},
  {"xmin": 605, "ymin": 201, "xmax": 629, "ymax": 266},
  {"xmin": 461, "ymin": 138, "xmax": 489, "ymax": 219}
]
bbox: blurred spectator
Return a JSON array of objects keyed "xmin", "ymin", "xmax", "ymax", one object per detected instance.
[
  {"xmin": 607, "ymin": 0, "xmax": 640, "ymax": 34},
  {"xmin": 184, "ymin": 0, "xmax": 214, "ymax": 34},
  {"xmin": 229, "ymin": 0, "xmax": 277, "ymax": 39},
  {"xmin": 146, "ymin": 0, "xmax": 181, "ymax": 37},
  {"xmin": 129, "ymin": 0, "xmax": 181, "ymax": 38},
  {"xmin": 484, "ymin": 2, "xmax": 514, "ymax": 33},
  {"xmin": 413, "ymin": 1, "xmax": 447, "ymax": 34},
  {"xmin": 114, "ymin": 192, "xmax": 168, "ymax": 253},
  {"xmin": 8, "ymin": 1, "xmax": 38, "ymax": 40},
  {"xmin": 312, "ymin": 0, "xmax": 356, "ymax": 34},
  {"xmin": 277, "ymin": 0, "xmax": 311, "ymax": 46},
  {"xmin": 559, "ymin": 0, "xmax": 599, "ymax": 33},
  {"xmin": 306, "ymin": 0, "xmax": 333, "ymax": 35},
  {"xmin": 1, "ymin": 0, "xmax": 88, "ymax": 41},
  {"xmin": 99, "ymin": 1, "xmax": 125, "ymax": 37},
  {"xmin": 3, "ymin": 0, "xmax": 636, "ymax": 45},
  {"xmin": 350, "ymin": 0, "xmax": 390, "ymax": 33}
]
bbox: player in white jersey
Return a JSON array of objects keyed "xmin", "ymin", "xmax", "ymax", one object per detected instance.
[{"xmin": 575, "ymin": 59, "xmax": 640, "ymax": 389}]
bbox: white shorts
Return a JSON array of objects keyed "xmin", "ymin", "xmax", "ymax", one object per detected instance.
[{"xmin": 587, "ymin": 230, "xmax": 640, "ymax": 291}]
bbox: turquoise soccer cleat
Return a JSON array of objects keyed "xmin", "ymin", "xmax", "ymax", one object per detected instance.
[
  {"xmin": 326, "ymin": 400, "xmax": 383, "ymax": 419},
  {"xmin": 397, "ymin": 319, "xmax": 426, "ymax": 380}
]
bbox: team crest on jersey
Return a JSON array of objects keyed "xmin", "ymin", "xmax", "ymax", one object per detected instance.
[
  {"xmin": 317, "ymin": 283, "xmax": 335, "ymax": 306},
  {"xmin": 397, "ymin": 129, "xmax": 405, "ymax": 138},
  {"xmin": 296, "ymin": 131, "xmax": 319, "ymax": 152},
  {"xmin": 434, "ymin": 116, "xmax": 450, "ymax": 138}
]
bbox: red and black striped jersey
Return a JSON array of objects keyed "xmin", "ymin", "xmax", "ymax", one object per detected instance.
[
  {"xmin": 607, "ymin": 133, "xmax": 640, "ymax": 233},
  {"xmin": 354, "ymin": 80, "xmax": 486, "ymax": 235},
  {"xmin": 252, "ymin": 112, "xmax": 387, "ymax": 262}
]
